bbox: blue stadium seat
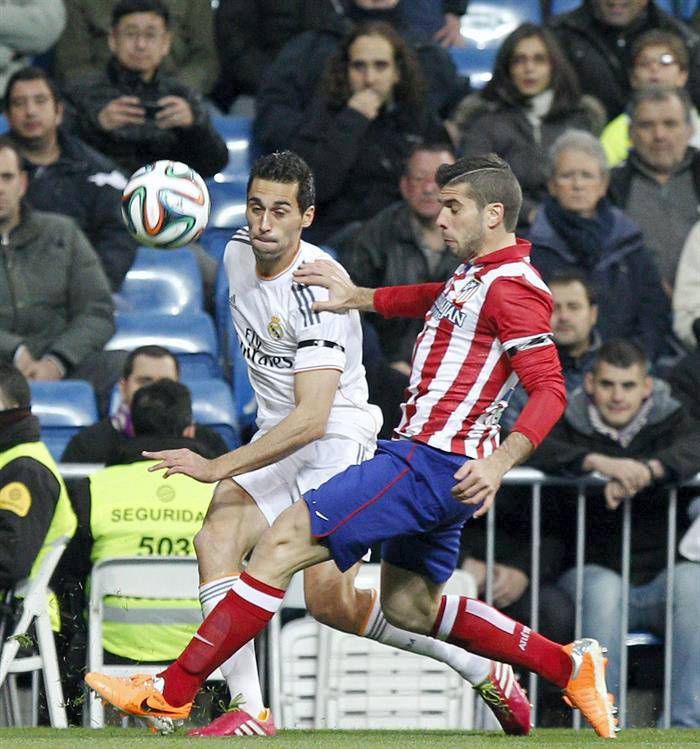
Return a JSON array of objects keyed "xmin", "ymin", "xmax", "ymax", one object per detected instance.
[
  {"xmin": 676, "ymin": 0, "xmax": 698, "ymax": 19},
  {"xmin": 186, "ymin": 377, "xmax": 241, "ymax": 449},
  {"xmin": 207, "ymin": 177, "xmax": 247, "ymax": 229},
  {"xmin": 449, "ymin": 44, "xmax": 499, "ymax": 89},
  {"xmin": 106, "ymin": 311, "xmax": 221, "ymax": 378},
  {"xmin": 30, "ymin": 380, "xmax": 99, "ymax": 461},
  {"xmin": 0, "ymin": 113, "xmax": 7, "ymax": 134},
  {"xmin": 211, "ymin": 115, "xmax": 257, "ymax": 180},
  {"xmin": 548, "ymin": 0, "xmax": 582, "ymax": 14},
  {"xmin": 214, "ymin": 264, "xmax": 257, "ymax": 432},
  {"xmin": 118, "ymin": 246, "xmax": 203, "ymax": 314},
  {"xmin": 461, "ymin": 0, "xmax": 541, "ymax": 47}
]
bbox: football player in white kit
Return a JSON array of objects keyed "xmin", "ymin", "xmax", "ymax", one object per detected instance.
[{"xmin": 140, "ymin": 152, "xmax": 530, "ymax": 736}]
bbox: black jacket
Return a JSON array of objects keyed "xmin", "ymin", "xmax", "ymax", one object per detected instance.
[
  {"xmin": 548, "ymin": 0, "xmax": 700, "ymax": 119},
  {"xmin": 528, "ymin": 381, "xmax": 700, "ymax": 584},
  {"xmin": 9, "ymin": 129, "xmax": 137, "ymax": 291},
  {"xmin": 343, "ymin": 201, "xmax": 460, "ymax": 363},
  {"xmin": 63, "ymin": 57, "xmax": 228, "ymax": 178},
  {"xmin": 0, "ymin": 415, "xmax": 60, "ymax": 589},
  {"xmin": 666, "ymin": 349, "xmax": 700, "ymax": 422},
  {"xmin": 60, "ymin": 416, "xmax": 227, "ymax": 464}
]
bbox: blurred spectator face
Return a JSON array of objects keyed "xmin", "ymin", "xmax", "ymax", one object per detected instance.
[
  {"xmin": 109, "ymin": 11, "xmax": 171, "ymax": 81},
  {"xmin": 509, "ymin": 35, "xmax": 552, "ymax": 98},
  {"xmin": 119, "ymin": 353, "xmax": 179, "ymax": 406},
  {"xmin": 550, "ymin": 281, "xmax": 598, "ymax": 356},
  {"xmin": 548, "ymin": 148, "xmax": 609, "ymax": 218},
  {"xmin": 593, "ymin": 0, "xmax": 648, "ymax": 28},
  {"xmin": 6, "ymin": 78, "xmax": 63, "ymax": 146},
  {"xmin": 0, "ymin": 147, "xmax": 27, "ymax": 230},
  {"xmin": 348, "ymin": 34, "xmax": 400, "ymax": 105},
  {"xmin": 631, "ymin": 95, "xmax": 693, "ymax": 174},
  {"xmin": 584, "ymin": 360, "xmax": 652, "ymax": 429},
  {"xmin": 631, "ymin": 44, "xmax": 688, "ymax": 89},
  {"xmin": 400, "ymin": 148, "xmax": 455, "ymax": 222}
]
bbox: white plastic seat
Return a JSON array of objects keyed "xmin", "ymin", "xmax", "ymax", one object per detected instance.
[{"xmin": 0, "ymin": 537, "xmax": 69, "ymax": 728}]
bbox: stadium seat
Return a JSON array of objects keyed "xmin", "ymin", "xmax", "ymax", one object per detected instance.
[
  {"xmin": 186, "ymin": 377, "xmax": 241, "ymax": 449},
  {"xmin": 548, "ymin": 0, "xmax": 582, "ymax": 14},
  {"xmin": 214, "ymin": 264, "xmax": 257, "ymax": 432},
  {"xmin": 676, "ymin": 0, "xmax": 698, "ymax": 19},
  {"xmin": 206, "ymin": 177, "xmax": 248, "ymax": 229},
  {"xmin": 461, "ymin": 0, "xmax": 541, "ymax": 47},
  {"xmin": 117, "ymin": 246, "xmax": 203, "ymax": 314},
  {"xmin": 549, "ymin": 0, "xmax": 675, "ymax": 15},
  {"xmin": 29, "ymin": 380, "xmax": 99, "ymax": 462},
  {"xmin": 86, "ymin": 557, "xmax": 223, "ymax": 728},
  {"xmin": 199, "ymin": 227, "xmax": 235, "ymax": 264},
  {"xmin": 106, "ymin": 311, "xmax": 222, "ymax": 378},
  {"xmin": 0, "ymin": 113, "xmax": 7, "ymax": 134},
  {"xmin": 449, "ymin": 44, "xmax": 499, "ymax": 89},
  {"xmin": 211, "ymin": 115, "xmax": 257, "ymax": 179},
  {"xmin": 0, "ymin": 538, "xmax": 69, "ymax": 727}
]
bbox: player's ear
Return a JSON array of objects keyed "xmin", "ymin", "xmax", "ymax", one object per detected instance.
[{"xmin": 301, "ymin": 205, "xmax": 315, "ymax": 229}]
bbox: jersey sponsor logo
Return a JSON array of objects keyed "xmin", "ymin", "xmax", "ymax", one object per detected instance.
[
  {"xmin": 241, "ymin": 327, "xmax": 294, "ymax": 369},
  {"xmin": 0, "ymin": 481, "xmax": 31, "ymax": 517},
  {"xmin": 431, "ymin": 293, "xmax": 467, "ymax": 327},
  {"xmin": 267, "ymin": 315, "xmax": 284, "ymax": 340}
]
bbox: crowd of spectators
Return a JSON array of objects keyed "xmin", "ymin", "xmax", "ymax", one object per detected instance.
[{"xmin": 2, "ymin": 0, "xmax": 700, "ymax": 729}]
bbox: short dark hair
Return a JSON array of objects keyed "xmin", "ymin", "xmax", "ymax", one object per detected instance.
[
  {"xmin": 4, "ymin": 66, "xmax": 61, "ymax": 111},
  {"xmin": 0, "ymin": 136, "xmax": 23, "ymax": 171},
  {"xmin": 629, "ymin": 85, "xmax": 693, "ymax": 125},
  {"xmin": 247, "ymin": 151, "xmax": 315, "ymax": 213},
  {"xmin": 591, "ymin": 339, "xmax": 648, "ymax": 375},
  {"xmin": 131, "ymin": 379, "xmax": 192, "ymax": 437},
  {"xmin": 122, "ymin": 345, "xmax": 180, "ymax": 379},
  {"xmin": 631, "ymin": 29, "xmax": 689, "ymax": 73},
  {"xmin": 0, "ymin": 364, "xmax": 31, "ymax": 410},
  {"xmin": 402, "ymin": 141, "xmax": 455, "ymax": 176},
  {"xmin": 112, "ymin": 0, "xmax": 170, "ymax": 27},
  {"xmin": 435, "ymin": 153, "xmax": 522, "ymax": 232},
  {"xmin": 546, "ymin": 269, "xmax": 598, "ymax": 306}
]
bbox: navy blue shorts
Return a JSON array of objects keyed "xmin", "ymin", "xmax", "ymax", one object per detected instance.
[{"xmin": 303, "ymin": 439, "xmax": 479, "ymax": 584}]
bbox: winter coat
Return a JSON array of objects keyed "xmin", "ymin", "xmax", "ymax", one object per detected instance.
[
  {"xmin": 528, "ymin": 381, "xmax": 700, "ymax": 584},
  {"xmin": 63, "ymin": 57, "xmax": 228, "ymax": 178},
  {"xmin": 547, "ymin": 0, "xmax": 700, "ymax": 119},
  {"xmin": 8, "ymin": 129, "xmax": 137, "ymax": 291},
  {"xmin": 0, "ymin": 208, "xmax": 115, "ymax": 368},
  {"xmin": 529, "ymin": 204, "xmax": 670, "ymax": 360}
]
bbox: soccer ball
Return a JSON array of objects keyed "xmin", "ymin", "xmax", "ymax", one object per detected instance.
[{"xmin": 121, "ymin": 160, "xmax": 210, "ymax": 248}]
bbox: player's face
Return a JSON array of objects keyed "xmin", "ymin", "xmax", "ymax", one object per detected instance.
[
  {"xmin": 550, "ymin": 281, "xmax": 598, "ymax": 354},
  {"xmin": 246, "ymin": 178, "xmax": 314, "ymax": 273},
  {"xmin": 347, "ymin": 34, "xmax": 400, "ymax": 105},
  {"xmin": 119, "ymin": 354, "xmax": 179, "ymax": 405},
  {"xmin": 509, "ymin": 35, "xmax": 552, "ymax": 98},
  {"xmin": 6, "ymin": 79, "xmax": 63, "ymax": 145},
  {"xmin": 631, "ymin": 97, "xmax": 693, "ymax": 174},
  {"xmin": 631, "ymin": 44, "xmax": 687, "ymax": 88},
  {"xmin": 585, "ymin": 361, "xmax": 652, "ymax": 429},
  {"xmin": 0, "ymin": 147, "xmax": 27, "ymax": 230},
  {"xmin": 593, "ymin": 0, "xmax": 648, "ymax": 27},
  {"xmin": 400, "ymin": 149, "xmax": 454, "ymax": 222},
  {"xmin": 548, "ymin": 148, "xmax": 609, "ymax": 218},
  {"xmin": 436, "ymin": 183, "xmax": 487, "ymax": 261},
  {"xmin": 109, "ymin": 12, "xmax": 171, "ymax": 80}
]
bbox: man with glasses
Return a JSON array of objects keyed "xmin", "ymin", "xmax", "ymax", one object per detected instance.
[{"xmin": 63, "ymin": 0, "xmax": 227, "ymax": 178}]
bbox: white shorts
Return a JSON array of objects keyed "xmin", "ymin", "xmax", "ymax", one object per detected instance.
[{"xmin": 233, "ymin": 434, "xmax": 375, "ymax": 525}]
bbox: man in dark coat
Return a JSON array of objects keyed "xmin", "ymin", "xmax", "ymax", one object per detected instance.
[{"xmin": 529, "ymin": 339, "xmax": 700, "ymax": 727}]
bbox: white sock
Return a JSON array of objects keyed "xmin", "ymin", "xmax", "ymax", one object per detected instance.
[
  {"xmin": 199, "ymin": 576, "xmax": 265, "ymax": 717},
  {"xmin": 359, "ymin": 589, "xmax": 491, "ymax": 685}
]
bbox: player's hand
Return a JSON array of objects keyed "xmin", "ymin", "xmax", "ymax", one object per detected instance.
[
  {"xmin": 97, "ymin": 96, "xmax": 145, "ymax": 130},
  {"xmin": 492, "ymin": 564, "xmax": 529, "ymax": 609},
  {"xmin": 30, "ymin": 357, "xmax": 63, "ymax": 381},
  {"xmin": 451, "ymin": 455, "xmax": 506, "ymax": 518},
  {"xmin": 293, "ymin": 260, "xmax": 358, "ymax": 313},
  {"xmin": 347, "ymin": 88, "xmax": 383, "ymax": 120},
  {"xmin": 155, "ymin": 96, "xmax": 194, "ymax": 129},
  {"xmin": 433, "ymin": 13, "xmax": 466, "ymax": 48},
  {"xmin": 142, "ymin": 448, "xmax": 218, "ymax": 482}
]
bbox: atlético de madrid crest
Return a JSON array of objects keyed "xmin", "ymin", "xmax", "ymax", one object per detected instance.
[
  {"xmin": 452, "ymin": 277, "xmax": 483, "ymax": 305},
  {"xmin": 267, "ymin": 315, "xmax": 284, "ymax": 339}
]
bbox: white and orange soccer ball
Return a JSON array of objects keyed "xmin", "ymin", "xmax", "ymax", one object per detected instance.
[{"xmin": 121, "ymin": 160, "xmax": 211, "ymax": 248}]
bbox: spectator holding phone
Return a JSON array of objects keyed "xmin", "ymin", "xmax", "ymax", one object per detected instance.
[{"xmin": 62, "ymin": 0, "xmax": 227, "ymax": 178}]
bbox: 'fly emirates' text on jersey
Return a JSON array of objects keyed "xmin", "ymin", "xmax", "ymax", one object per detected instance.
[
  {"xmin": 223, "ymin": 229, "xmax": 382, "ymax": 443},
  {"xmin": 375, "ymin": 240, "xmax": 565, "ymax": 458}
]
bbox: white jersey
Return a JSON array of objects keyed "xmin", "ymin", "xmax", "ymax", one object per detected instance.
[{"xmin": 223, "ymin": 228, "xmax": 382, "ymax": 443}]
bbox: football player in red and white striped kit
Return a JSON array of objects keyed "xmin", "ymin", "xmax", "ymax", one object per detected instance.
[{"xmin": 86, "ymin": 154, "xmax": 618, "ymax": 738}]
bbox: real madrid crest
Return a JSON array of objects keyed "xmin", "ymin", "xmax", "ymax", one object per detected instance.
[{"xmin": 267, "ymin": 315, "xmax": 284, "ymax": 339}]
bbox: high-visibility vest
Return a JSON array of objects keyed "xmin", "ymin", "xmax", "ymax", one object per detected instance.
[{"xmin": 89, "ymin": 461, "xmax": 213, "ymax": 662}]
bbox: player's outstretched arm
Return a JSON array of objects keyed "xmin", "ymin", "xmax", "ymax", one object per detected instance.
[{"xmin": 293, "ymin": 260, "xmax": 376, "ymax": 313}]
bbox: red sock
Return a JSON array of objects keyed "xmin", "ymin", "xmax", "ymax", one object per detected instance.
[
  {"xmin": 158, "ymin": 572, "xmax": 284, "ymax": 706},
  {"xmin": 432, "ymin": 596, "xmax": 572, "ymax": 688}
]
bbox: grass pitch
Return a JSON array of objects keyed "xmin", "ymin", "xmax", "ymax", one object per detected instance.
[{"xmin": 0, "ymin": 728, "xmax": 699, "ymax": 748}]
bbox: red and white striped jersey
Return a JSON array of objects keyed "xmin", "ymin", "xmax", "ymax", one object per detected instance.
[{"xmin": 393, "ymin": 240, "xmax": 556, "ymax": 458}]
